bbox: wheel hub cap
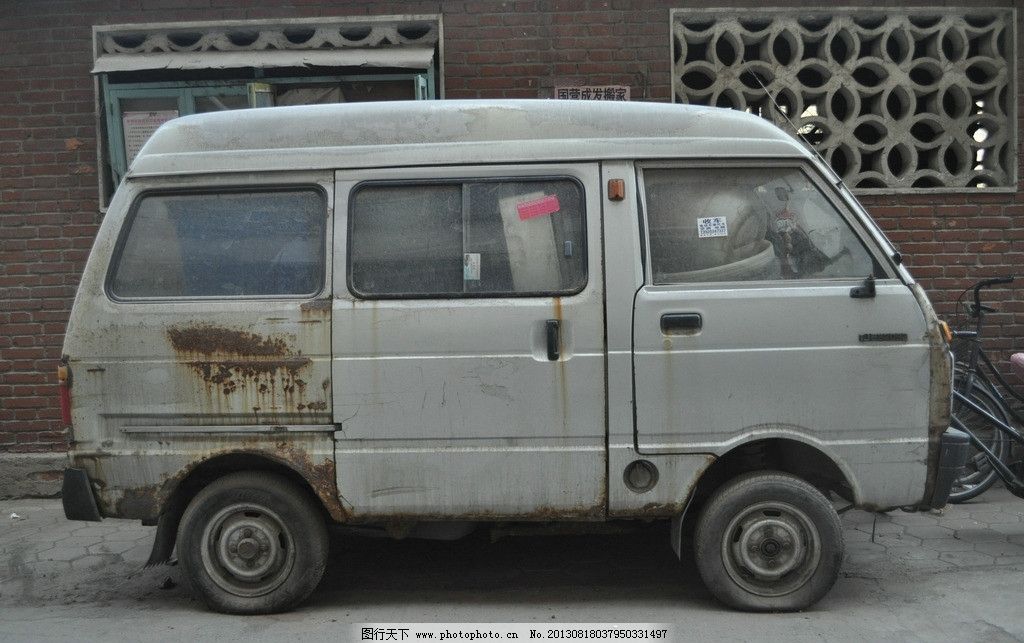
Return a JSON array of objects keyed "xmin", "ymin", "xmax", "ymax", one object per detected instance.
[
  {"xmin": 721, "ymin": 501, "xmax": 822, "ymax": 597},
  {"xmin": 735, "ymin": 517, "xmax": 804, "ymax": 580},
  {"xmin": 200, "ymin": 503, "xmax": 296, "ymax": 597}
]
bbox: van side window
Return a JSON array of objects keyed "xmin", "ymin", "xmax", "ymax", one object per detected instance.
[
  {"xmin": 110, "ymin": 189, "xmax": 326, "ymax": 299},
  {"xmin": 349, "ymin": 178, "xmax": 586, "ymax": 297},
  {"xmin": 642, "ymin": 168, "xmax": 881, "ymax": 284}
]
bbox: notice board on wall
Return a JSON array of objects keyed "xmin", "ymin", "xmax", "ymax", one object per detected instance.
[{"xmin": 122, "ymin": 110, "xmax": 179, "ymax": 164}]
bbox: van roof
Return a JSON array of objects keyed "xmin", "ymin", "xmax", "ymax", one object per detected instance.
[{"xmin": 130, "ymin": 100, "xmax": 812, "ymax": 178}]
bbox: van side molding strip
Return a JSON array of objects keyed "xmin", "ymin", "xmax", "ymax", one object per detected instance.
[{"xmin": 121, "ymin": 425, "xmax": 335, "ymax": 435}]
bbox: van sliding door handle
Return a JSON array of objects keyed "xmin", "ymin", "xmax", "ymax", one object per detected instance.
[
  {"xmin": 545, "ymin": 319, "xmax": 561, "ymax": 361},
  {"xmin": 661, "ymin": 313, "xmax": 702, "ymax": 335}
]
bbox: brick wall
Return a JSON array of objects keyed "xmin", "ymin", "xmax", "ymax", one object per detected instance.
[{"xmin": 1, "ymin": 0, "xmax": 1022, "ymax": 456}]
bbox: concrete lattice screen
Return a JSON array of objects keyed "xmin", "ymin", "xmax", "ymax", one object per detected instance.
[
  {"xmin": 96, "ymin": 18, "xmax": 440, "ymax": 55},
  {"xmin": 671, "ymin": 10, "xmax": 1016, "ymax": 190}
]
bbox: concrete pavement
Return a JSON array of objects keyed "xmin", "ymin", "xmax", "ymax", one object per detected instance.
[{"xmin": 1, "ymin": 489, "xmax": 1023, "ymax": 641}]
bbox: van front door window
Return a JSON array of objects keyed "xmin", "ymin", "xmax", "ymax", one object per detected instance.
[{"xmin": 642, "ymin": 167, "xmax": 881, "ymax": 284}]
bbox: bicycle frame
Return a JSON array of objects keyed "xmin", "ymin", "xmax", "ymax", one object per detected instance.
[
  {"xmin": 951, "ymin": 389, "xmax": 1024, "ymax": 498},
  {"xmin": 976, "ymin": 350, "xmax": 1024, "ymax": 415}
]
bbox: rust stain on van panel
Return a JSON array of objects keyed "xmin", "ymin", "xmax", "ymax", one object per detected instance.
[
  {"xmin": 168, "ymin": 324, "xmax": 290, "ymax": 356},
  {"xmin": 298, "ymin": 299, "xmax": 330, "ymax": 324},
  {"xmin": 346, "ymin": 501, "xmax": 606, "ymax": 524},
  {"xmin": 631, "ymin": 455, "xmax": 716, "ymax": 518},
  {"xmin": 280, "ymin": 443, "xmax": 347, "ymax": 522},
  {"xmin": 553, "ymin": 297, "xmax": 569, "ymax": 433},
  {"xmin": 188, "ymin": 357, "xmax": 312, "ymax": 383},
  {"xmin": 167, "ymin": 324, "xmax": 322, "ymax": 416},
  {"xmin": 89, "ymin": 437, "xmax": 347, "ymax": 523},
  {"xmin": 115, "ymin": 485, "xmax": 161, "ymax": 521},
  {"xmin": 299, "ymin": 299, "xmax": 331, "ymax": 313},
  {"xmin": 345, "ymin": 484, "xmax": 608, "ymax": 524}
]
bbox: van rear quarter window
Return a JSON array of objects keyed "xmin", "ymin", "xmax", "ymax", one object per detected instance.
[
  {"xmin": 643, "ymin": 167, "xmax": 881, "ymax": 284},
  {"xmin": 109, "ymin": 189, "xmax": 326, "ymax": 299},
  {"xmin": 348, "ymin": 178, "xmax": 587, "ymax": 297}
]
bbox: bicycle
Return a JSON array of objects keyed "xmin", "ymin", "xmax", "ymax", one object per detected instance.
[{"xmin": 947, "ymin": 276, "xmax": 1024, "ymax": 502}]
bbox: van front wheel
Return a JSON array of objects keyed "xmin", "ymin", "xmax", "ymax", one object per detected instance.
[
  {"xmin": 177, "ymin": 471, "xmax": 329, "ymax": 614},
  {"xmin": 693, "ymin": 472, "xmax": 843, "ymax": 612}
]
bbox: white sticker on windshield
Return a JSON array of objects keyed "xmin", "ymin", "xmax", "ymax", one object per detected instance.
[{"xmin": 697, "ymin": 216, "xmax": 728, "ymax": 238}]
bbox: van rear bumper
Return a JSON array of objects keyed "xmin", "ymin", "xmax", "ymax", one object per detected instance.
[
  {"xmin": 62, "ymin": 467, "xmax": 102, "ymax": 522},
  {"xmin": 927, "ymin": 428, "xmax": 970, "ymax": 509}
]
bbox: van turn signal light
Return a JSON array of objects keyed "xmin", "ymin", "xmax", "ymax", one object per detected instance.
[
  {"xmin": 607, "ymin": 179, "xmax": 625, "ymax": 201},
  {"xmin": 938, "ymin": 320, "xmax": 953, "ymax": 344},
  {"xmin": 57, "ymin": 363, "xmax": 72, "ymax": 425}
]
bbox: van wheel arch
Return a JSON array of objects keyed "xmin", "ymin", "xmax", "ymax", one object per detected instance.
[
  {"xmin": 145, "ymin": 453, "xmax": 332, "ymax": 567},
  {"xmin": 673, "ymin": 438, "xmax": 853, "ymax": 558}
]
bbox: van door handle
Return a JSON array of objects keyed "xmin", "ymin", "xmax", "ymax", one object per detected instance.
[
  {"xmin": 545, "ymin": 319, "xmax": 561, "ymax": 361},
  {"xmin": 661, "ymin": 313, "xmax": 702, "ymax": 335}
]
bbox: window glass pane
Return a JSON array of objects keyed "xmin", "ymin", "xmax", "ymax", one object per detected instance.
[
  {"xmin": 464, "ymin": 181, "xmax": 586, "ymax": 294},
  {"xmin": 341, "ymin": 79, "xmax": 415, "ymax": 102},
  {"xmin": 349, "ymin": 178, "xmax": 587, "ymax": 297},
  {"xmin": 275, "ymin": 85, "xmax": 345, "ymax": 106},
  {"xmin": 350, "ymin": 184, "xmax": 463, "ymax": 295},
  {"xmin": 120, "ymin": 97, "xmax": 178, "ymax": 112},
  {"xmin": 111, "ymin": 190, "xmax": 325, "ymax": 298},
  {"xmin": 644, "ymin": 167, "xmax": 879, "ymax": 284},
  {"xmin": 194, "ymin": 94, "xmax": 249, "ymax": 112}
]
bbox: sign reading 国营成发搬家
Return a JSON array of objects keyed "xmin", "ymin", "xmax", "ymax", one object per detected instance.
[{"xmin": 555, "ymin": 86, "xmax": 630, "ymax": 101}]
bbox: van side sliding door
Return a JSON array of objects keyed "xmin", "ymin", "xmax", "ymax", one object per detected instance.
[{"xmin": 332, "ymin": 164, "xmax": 607, "ymax": 519}]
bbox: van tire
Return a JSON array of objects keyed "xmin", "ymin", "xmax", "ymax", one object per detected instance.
[
  {"xmin": 693, "ymin": 471, "xmax": 843, "ymax": 612},
  {"xmin": 176, "ymin": 471, "xmax": 328, "ymax": 614}
]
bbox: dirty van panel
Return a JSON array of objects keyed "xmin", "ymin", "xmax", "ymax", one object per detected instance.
[
  {"xmin": 75, "ymin": 432, "xmax": 341, "ymax": 523},
  {"xmin": 64, "ymin": 179, "xmax": 333, "ymax": 463},
  {"xmin": 632, "ymin": 163, "xmax": 930, "ymax": 508},
  {"xmin": 332, "ymin": 165, "xmax": 606, "ymax": 519}
]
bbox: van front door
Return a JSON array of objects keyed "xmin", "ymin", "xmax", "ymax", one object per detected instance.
[
  {"xmin": 332, "ymin": 164, "xmax": 606, "ymax": 519},
  {"xmin": 631, "ymin": 163, "xmax": 931, "ymax": 488}
]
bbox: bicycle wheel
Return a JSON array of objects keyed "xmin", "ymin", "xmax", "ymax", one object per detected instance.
[{"xmin": 948, "ymin": 377, "xmax": 1009, "ymax": 503}]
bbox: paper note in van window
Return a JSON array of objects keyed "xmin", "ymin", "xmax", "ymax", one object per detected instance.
[
  {"xmin": 463, "ymin": 253, "xmax": 481, "ymax": 281},
  {"xmin": 516, "ymin": 194, "xmax": 561, "ymax": 220},
  {"xmin": 697, "ymin": 216, "xmax": 729, "ymax": 239}
]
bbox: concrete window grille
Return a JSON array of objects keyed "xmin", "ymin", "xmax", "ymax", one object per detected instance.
[
  {"xmin": 670, "ymin": 9, "xmax": 1017, "ymax": 190},
  {"xmin": 95, "ymin": 18, "xmax": 440, "ymax": 57}
]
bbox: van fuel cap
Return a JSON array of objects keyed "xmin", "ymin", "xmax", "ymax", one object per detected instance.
[{"xmin": 624, "ymin": 460, "xmax": 659, "ymax": 493}]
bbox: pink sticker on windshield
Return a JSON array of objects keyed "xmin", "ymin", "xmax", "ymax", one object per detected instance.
[{"xmin": 517, "ymin": 195, "xmax": 561, "ymax": 220}]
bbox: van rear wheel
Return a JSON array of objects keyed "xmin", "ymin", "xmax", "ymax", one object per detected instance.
[
  {"xmin": 176, "ymin": 471, "xmax": 328, "ymax": 614},
  {"xmin": 693, "ymin": 471, "xmax": 843, "ymax": 612}
]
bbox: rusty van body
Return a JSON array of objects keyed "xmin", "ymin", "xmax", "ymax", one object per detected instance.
[{"xmin": 61, "ymin": 100, "xmax": 967, "ymax": 614}]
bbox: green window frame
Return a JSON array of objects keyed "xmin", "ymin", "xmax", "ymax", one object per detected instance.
[{"xmin": 101, "ymin": 72, "xmax": 435, "ymax": 186}]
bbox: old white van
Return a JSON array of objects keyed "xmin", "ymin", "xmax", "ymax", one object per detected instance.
[{"xmin": 61, "ymin": 100, "xmax": 965, "ymax": 614}]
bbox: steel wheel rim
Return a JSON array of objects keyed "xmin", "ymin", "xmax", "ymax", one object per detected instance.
[
  {"xmin": 721, "ymin": 500, "xmax": 821, "ymax": 597},
  {"xmin": 200, "ymin": 503, "xmax": 296, "ymax": 598}
]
